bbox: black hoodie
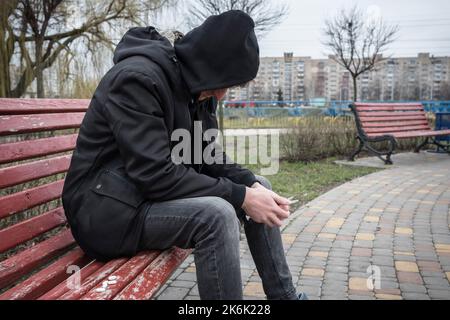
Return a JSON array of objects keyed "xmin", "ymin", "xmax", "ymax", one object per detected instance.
[{"xmin": 62, "ymin": 10, "xmax": 260, "ymax": 261}]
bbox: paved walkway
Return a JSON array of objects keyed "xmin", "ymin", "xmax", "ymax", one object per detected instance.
[{"xmin": 155, "ymin": 153, "xmax": 450, "ymax": 300}]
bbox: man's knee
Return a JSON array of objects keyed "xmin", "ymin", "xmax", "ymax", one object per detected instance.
[
  {"xmin": 205, "ymin": 197, "xmax": 240, "ymax": 235},
  {"xmin": 255, "ymin": 175, "xmax": 272, "ymax": 190}
]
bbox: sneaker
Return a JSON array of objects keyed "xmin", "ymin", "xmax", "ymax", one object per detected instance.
[{"xmin": 298, "ymin": 292, "xmax": 309, "ymax": 300}]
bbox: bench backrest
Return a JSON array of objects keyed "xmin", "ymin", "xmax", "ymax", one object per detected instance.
[
  {"xmin": 350, "ymin": 102, "xmax": 431, "ymax": 137},
  {"xmin": 0, "ymin": 98, "xmax": 89, "ymax": 292}
]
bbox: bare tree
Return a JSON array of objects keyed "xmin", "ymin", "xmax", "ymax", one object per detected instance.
[
  {"xmin": 187, "ymin": 0, "xmax": 288, "ymax": 35},
  {"xmin": 440, "ymin": 81, "xmax": 450, "ymax": 100},
  {"xmin": 1, "ymin": 0, "xmax": 173, "ymax": 98},
  {"xmin": 323, "ymin": 6, "xmax": 398, "ymax": 101},
  {"xmin": 0, "ymin": 0, "xmax": 19, "ymax": 97}
]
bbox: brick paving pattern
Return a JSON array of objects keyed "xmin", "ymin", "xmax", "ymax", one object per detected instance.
[{"xmin": 156, "ymin": 153, "xmax": 450, "ymax": 300}]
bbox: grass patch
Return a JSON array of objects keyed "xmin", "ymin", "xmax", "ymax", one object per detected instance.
[{"xmin": 246, "ymin": 158, "xmax": 380, "ymax": 210}]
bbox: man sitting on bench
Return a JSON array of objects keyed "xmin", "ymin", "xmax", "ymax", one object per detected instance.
[{"xmin": 62, "ymin": 10, "xmax": 307, "ymax": 300}]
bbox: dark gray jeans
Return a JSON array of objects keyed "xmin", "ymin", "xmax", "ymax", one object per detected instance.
[{"xmin": 139, "ymin": 176, "xmax": 298, "ymax": 300}]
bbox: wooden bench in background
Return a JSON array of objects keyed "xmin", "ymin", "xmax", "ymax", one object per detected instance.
[
  {"xmin": 349, "ymin": 102, "xmax": 450, "ymax": 164},
  {"xmin": 0, "ymin": 98, "xmax": 191, "ymax": 300}
]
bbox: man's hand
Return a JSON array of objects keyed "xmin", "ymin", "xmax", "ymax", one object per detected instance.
[
  {"xmin": 251, "ymin": 182, "xmax": 291, "ymax": 212},
  {"xmin": 242, "ymin": 184, "xmax": 291, "ymax": 228}
]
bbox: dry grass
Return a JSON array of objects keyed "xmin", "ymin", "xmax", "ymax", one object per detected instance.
[{"xmin": 281, "ymin": 116, "xmax": 425, "ymax": 162}]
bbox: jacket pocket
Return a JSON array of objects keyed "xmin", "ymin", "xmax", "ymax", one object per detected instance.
[
  {"xmin": 90, "ymin": 170, "xmax": 145, "ymax": 208},
  {"xmin": 75, "ymin": 169, "xmax": 146, "ymax": 259}
]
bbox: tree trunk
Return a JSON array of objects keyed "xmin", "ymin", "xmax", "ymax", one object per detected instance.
[
  {"xmin": 0, "ymin": 25, "xmax": 11, "ymax": 97},
  {"xmin": 0, "ymin": 0, "xmax": 18, "ymax": 97},
  {"xmin": 352, "ymin": 75, "xmax": 358, "ymax": 102},
  {"xmin": 35, "ymin": 38, "xmax": 44, "ymax": 98}
]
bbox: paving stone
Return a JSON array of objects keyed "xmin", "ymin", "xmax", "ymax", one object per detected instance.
[
  {"xmin": 395, "ymin": 227, "xmax": 413, "ymax": 235},
  {"xmin": 422, "ymin": 276, "xmax": 449, "ymax": 286},
  {"xmin": 397, "ymin": 272, "xmax": 424, "ymax": 285},
  {"xmin": 399, "ymin": 283, "xmax": 428, "ymax": 293},
  {"xmin": 301, "ymin": 268, "xmax": 325, "ymax": 278},
  {"xmin": 371, "ymin": 256, "xmax": 395, "ymax": 266},
  {"xmin": 298, "ymin": 278, "xmax": 324, "ymax": 287},
  {"xmin": 176, "ymin": 272, "xmax": 198, "ymax": 282},
  {"xmin": 243, "ymin": 282, "xmax": 265, "ymax": 298},
  {"xmin": 282, "ymin": 234, "xmax": 297, "ymax": 245},
  {"xmin": 157, "ymin": 287, "xmax": 190, "ymax": 300},
  {"xmin": 364, "ymin": 216, "xmax": 380, "ymax": 223},
  {"xmin": 309, "ymin": 251, "xmax": 329, "ymax": 258},
  {"xmin": 395, "ymin": 261, "xmax": 420, "ymax": 273},
  {"xmin": 326, "ymin": 265, "xmax": 349, "ymax": 273},
  {"xmin": 427, "ymin": 289, "xmax": 450, "ymax": 299},
  {"xmin": 402, "ymin": 292, "xmax": 431, "ymax": 300},
  {"xmin": 349, "ymin": 277, "xmax": 371, "ymax": 291},
  {"xmin": 355, "ymin": 233, "xmax": 375, "ymax": 241},
  {"xmin": 170, "ymin": 280, "xmax": 196, "ymax": 289},
  {"xmin": 351, "ymin": 247, "xmax": 372, "ymax": 257},
  {"xmin": 375, "ymin": 294, "xmax": 403, "ymax": 300},
  {"xmin": 297, "ymin": 285, "xmax": 321, "ymax": 297},
  {"xmin": 374, "ymin": 288, "xmax": 401, "ymax": 295},
  {"xmin": 418, "ymin": 261, "xmax": 443, "ymax": 272}
]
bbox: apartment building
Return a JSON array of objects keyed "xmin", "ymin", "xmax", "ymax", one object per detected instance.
[{"xmin": 226, "ymin": 52, "xmax": 450, "ymax": 102}]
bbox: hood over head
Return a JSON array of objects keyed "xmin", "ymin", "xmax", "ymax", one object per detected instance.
[
  {"xmin": 174, "ymin": 10, "xmax": 260, "ymax": 94},
  {"xmin": 113, "ymin": 27, "xmax": 181, "ymax": 88}
]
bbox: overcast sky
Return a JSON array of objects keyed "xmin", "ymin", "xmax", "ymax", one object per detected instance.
[
  {"xmin": 158, "ymin": 0, "xmax": 450, "ymax": 59},
  {"xmin": 258, "ymin": 0, "xmax": 450, "ymax": 58}
]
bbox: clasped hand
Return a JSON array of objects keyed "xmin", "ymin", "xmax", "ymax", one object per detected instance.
[{"xmin": 242, "ymin": 182, "xmax": 291, "ymax": 228}]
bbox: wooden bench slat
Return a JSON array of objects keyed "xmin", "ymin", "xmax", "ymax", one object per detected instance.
[
  {"xmin": 353, "ymin": 102, "xmax": 423, "ymax": 108},
  {"xmin": 362, "ymin": 120, "xmax": 429, "ymax": 128},
  {"xmin": 115, "ymin": 248, "xmax": 192, "ymax": 300},
  {"xmin": 359, "ymin": 115, "xmax": 428, "ymax": 122},
  {"xmin": 355, "ymin": 106, "xmax": 424, "ymax": 112},
  {"xmin": 57, "ymin": 258, "xmax": 128, "ymax": 300},
  {"xmin": 0, "ymin": 113, "xmax": 84, "ymax": 136},
  {"xmin": 0, "ymin": 229, "xmax": 74, "ymax": 290},
  {"xmin": 80, "ymin": 251, "xmax": 161, "ymax": 300},
  {"xmin": 0, "ymin": 207, "xmax": 66, "ymax": 253},
  {"xmin": 358, "ymin": 111, "xmax": 426, "ymax": 117},
  {"xmin": 364, "ymin": 125, "xmax": 431, "ymax": 134},
  {"xmin": 0, "ymin": 248, "xmax": 90, "ymax": 300},
  {"xmin": 38, "ymin": 260, "xmax": 105, "ymax": 300},
  {"xmin": 0, "ymin": 155, "xmax": 71, "ymax": 188},
  {"xmin": 369, "ymin": 129, "xmax": 450, "ymax": 139},
  {"xmin": 0, "ymin": 134, "xmax": 77, "ymax": 164},
  {"xmin": 0, "ymin": 180, "xmax": 64, "ymax": 219},
  {"xmin": 0, "ymin": 99, "xmax": 89, "ymax": 115}
]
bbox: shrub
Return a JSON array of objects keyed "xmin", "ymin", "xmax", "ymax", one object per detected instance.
[{"xmin": 281, "ymin": 116, "xmax": 426, "ymax": 162}]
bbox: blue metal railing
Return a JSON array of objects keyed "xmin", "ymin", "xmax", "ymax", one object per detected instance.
[
  {"xmin": 222, "ymin": 100, "xmax": 450, "ymax": 118},
  {"xmin": 436, "ymin": 112, "xmax": 450, "ymax": 143}
]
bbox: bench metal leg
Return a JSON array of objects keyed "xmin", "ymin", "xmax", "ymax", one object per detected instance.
[
  {"xmin": 430, "ymin": 137, "xmax": 450, "ymax": 153},
  {"xmin": 349, "ymin": 137, "xmax": 364, "ymax": 162},
  {"xmin": 414, "ymin": 138, "xmax": 429, "ymax": 153},
  {"xmin": 415, "ymin": 137, "xmax": 450, "ymax": 154},
  {"xmin": 365, "ymin": 143, "xmax": 394, "ymax": 165},
  {"xmin": 349, "ymin": 135, "xmax": 396, "ymax": 165}
]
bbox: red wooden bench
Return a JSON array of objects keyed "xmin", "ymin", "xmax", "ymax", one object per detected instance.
[
  {"xmin": 349, "ymin": 102, "xmax": 450, "ymax": 164},
  {"xmin": 0, "ymin": 98, "xmax": 191, "ymax": 300}
]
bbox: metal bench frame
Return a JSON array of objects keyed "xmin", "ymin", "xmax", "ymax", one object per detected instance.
[
  {"xmin": 349, "ymin": 103, "xmax": 450, "ymax": 165},
  {"xmin": 0, "ymin": 98, "xmax": 191, "ymax": 300}
]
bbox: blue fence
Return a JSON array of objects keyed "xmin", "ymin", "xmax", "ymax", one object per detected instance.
[
  {"xmin": 436, "ymin": 112, "xmax": 450, "ymax": 143},
  {"xmin": 223, "ymin": 100, "xmax": 450, "ymax": 118}
]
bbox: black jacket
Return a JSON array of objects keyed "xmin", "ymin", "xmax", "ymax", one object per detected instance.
[{"xmin": 62, "ymin": 10, "xmax": 260, "ymax": 261}]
